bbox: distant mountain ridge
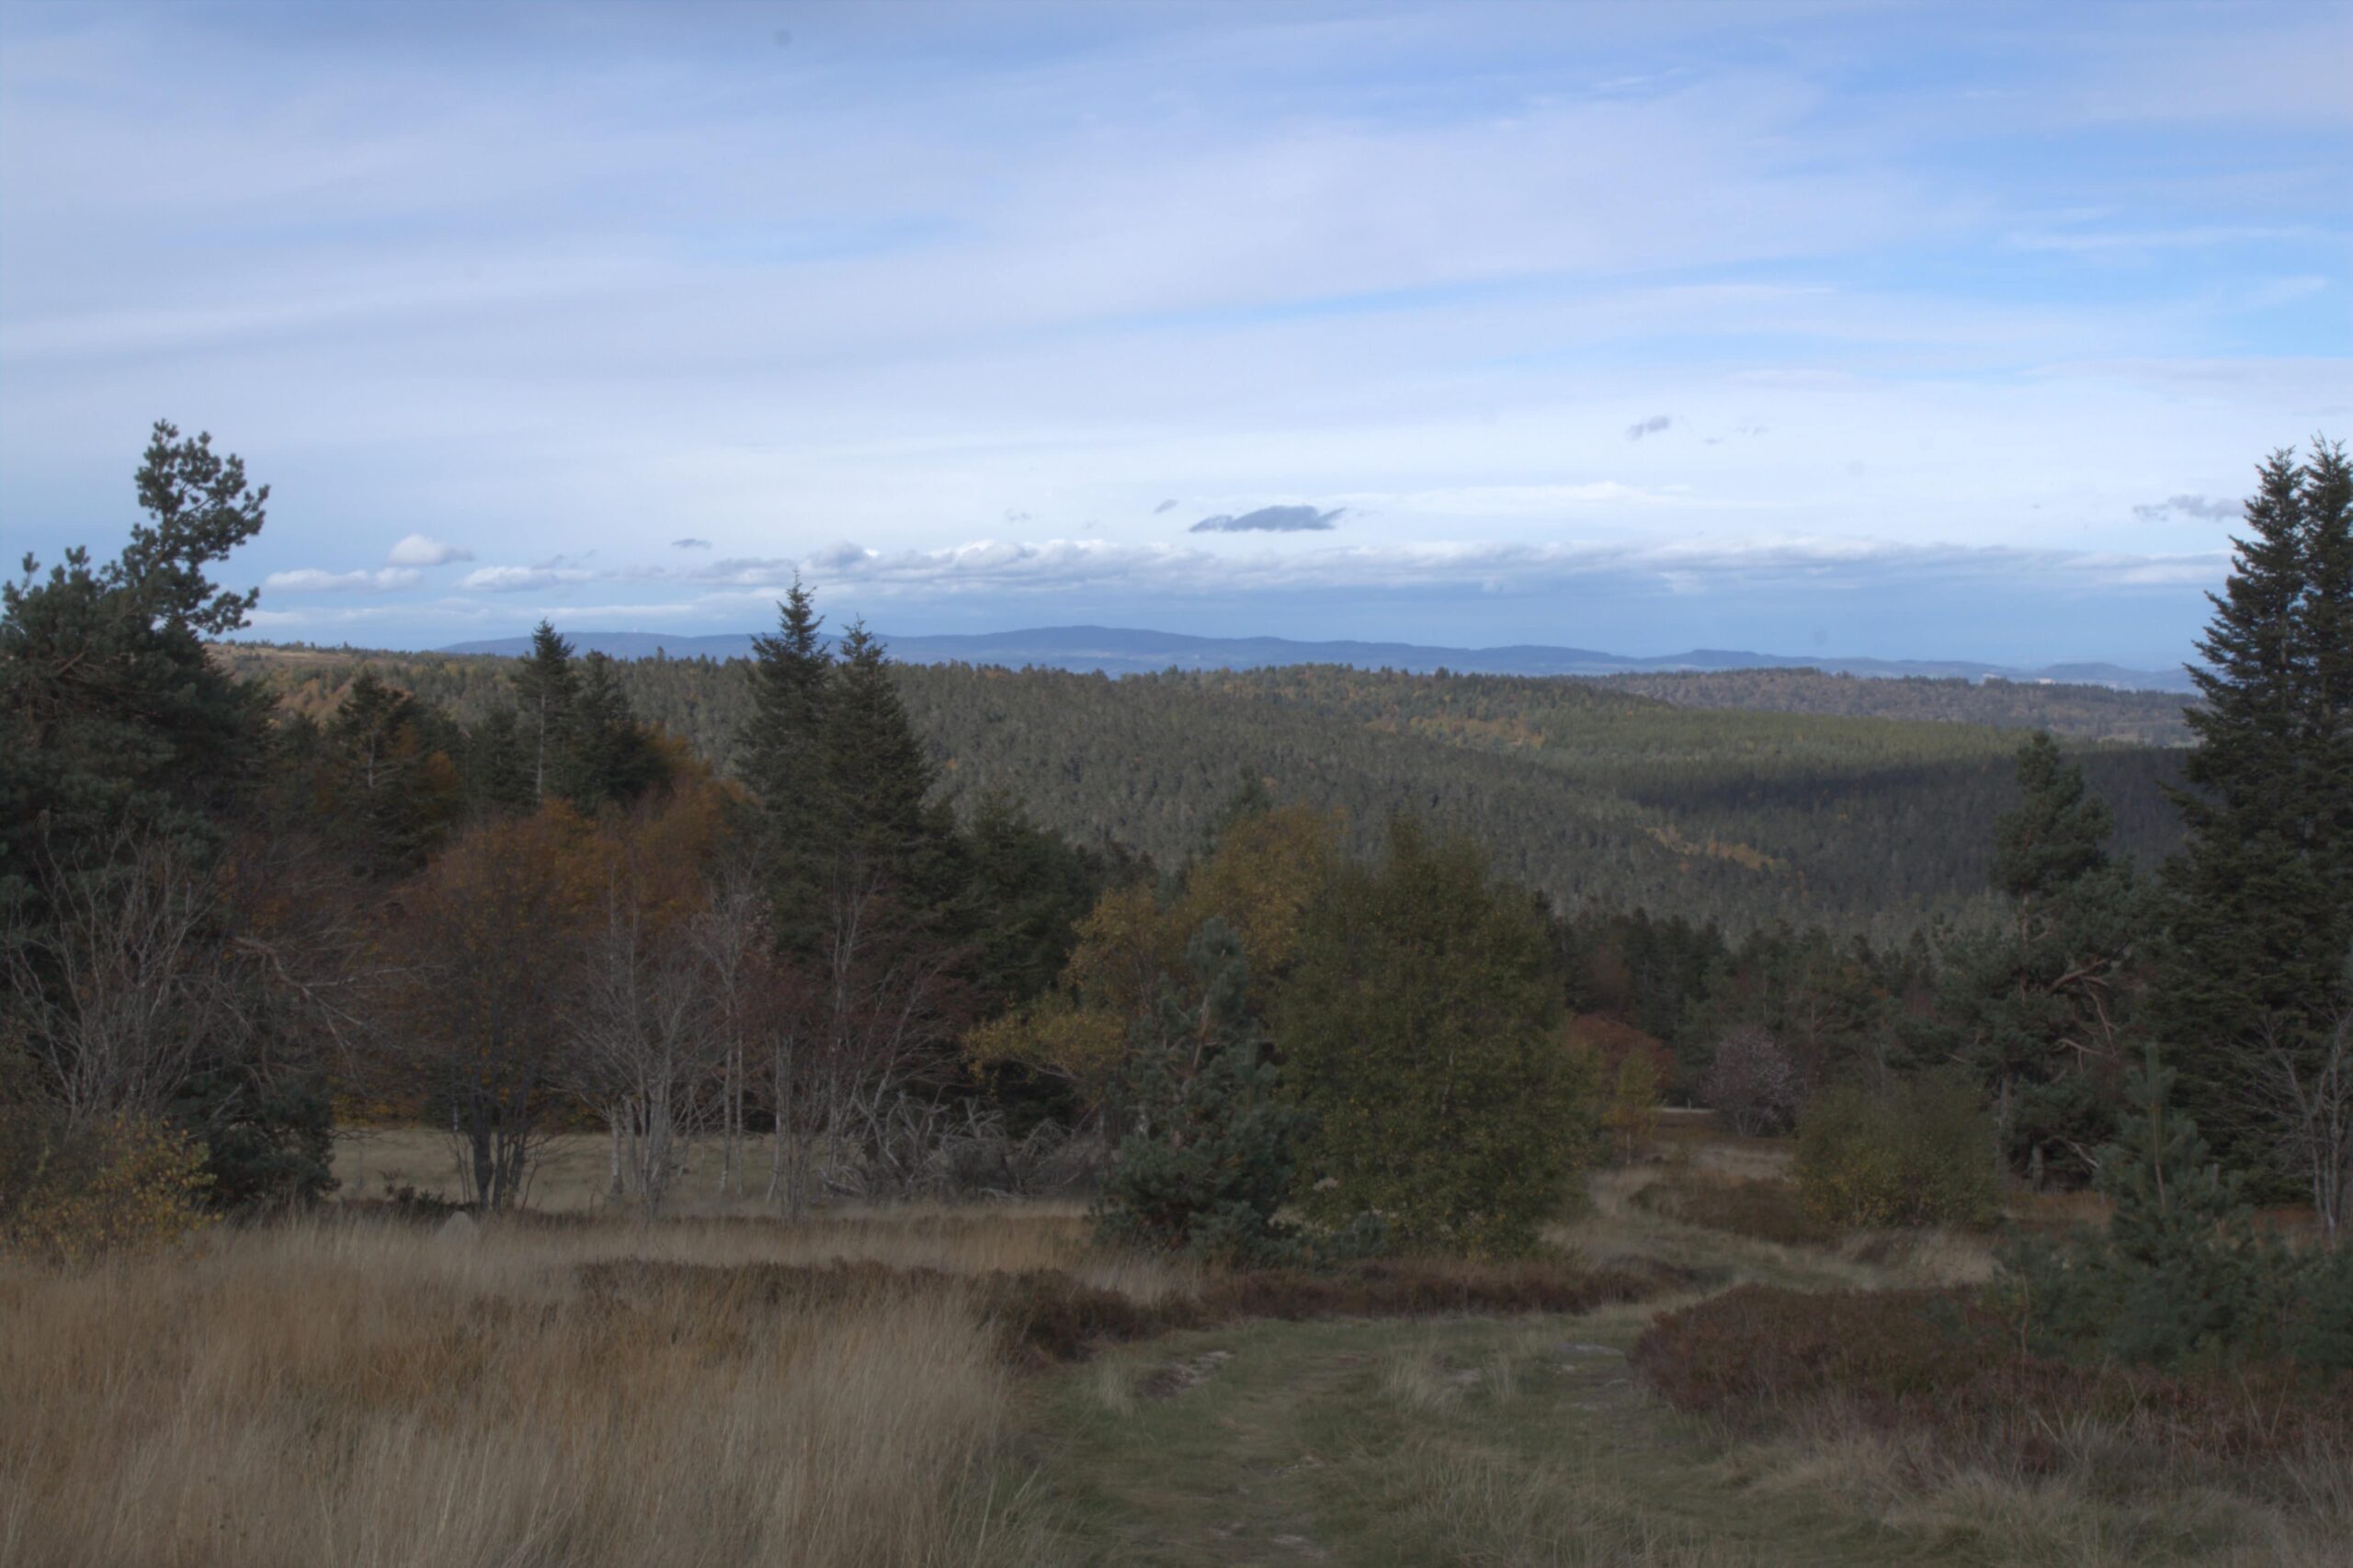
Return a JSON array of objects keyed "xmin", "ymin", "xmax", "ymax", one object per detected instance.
[{"xmin": 434, "ymin": 624, "xmax": 2192, "ymax": 693}]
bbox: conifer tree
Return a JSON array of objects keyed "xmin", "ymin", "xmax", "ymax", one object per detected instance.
[
  {"xmin": 1095, "ymin": 920, "xmax": 1311, "ymax": 1264},
  {"xmin": 1941, "ymin": 733, "xmax": 2140, "ymax": 1182},
  {"xmin": 509, "ymin": 619, "xmax": 577, "ymax": 802},
  {"xmin": 459, "ymin": 707, "xmax": 535, "ymax": 819},
  {"xmin": 320, "ymin": 672, "xmax": 460, "ymax": 877},
  {"xmin": 737, "ymin": 581, "xmax": 833, "ymax": 949},
  {"xmin": 2, "ymin": 421, "xmax": 272, "ymax": 902},
  {"xmin": 2157, "ymin": 439, "xmax": 2353, "ymax": 1173},
  {"xmin": 554, "ymin": 651, "xmax": 662, "ymax": 811},
  {"xmin": 821, "ymin": 619, "xmax": 961, "ymax": 919},
  {"xmin": 1999, "ymin": 1049, "xmax": 2296, "ymax": 1369}
]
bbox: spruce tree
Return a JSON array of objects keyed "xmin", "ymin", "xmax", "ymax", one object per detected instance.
[
  {"xmin": 459, "ymin": 707, "xmax": 535, "ymax": 819},
  {"xmin": 821, "ymin": 620, "xmax": 961, "ymax": 919},
  {"xmin": 737, "ymin": 580, "xmax": 835, "ymax": 951},
  {"xmin": 509, "ymin": 619, "xmax": 577, "ymax": 802},
  {"xmin": 554, "ymin": 651, "xmax": 661, "ymax": 811},
  {"xmin": 2157, "ymin": 440, "xmax": 2353, "ymax": 1174},
  {"xmin": 1999, "ymin": 1049, "xmax": 2296, "ymax": 1369},
  {"xmin": 321, "ymin": 672, "xmax": 457, "ymax": 877}
]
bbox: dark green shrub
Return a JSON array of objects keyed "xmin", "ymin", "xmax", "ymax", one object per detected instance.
[
  {"xmin": 1279, "ymin": 820, "xmax": 1590, "ymax": 1256},
  {"xmin": 1793, "ymin": 1072, "xmax": 1999, "ymax": 1229}
]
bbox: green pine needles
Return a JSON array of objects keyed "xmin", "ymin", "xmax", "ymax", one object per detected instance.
[
  {"xmin": 1092, "ymin": 920, "xmax": 1315, "ymax": 1266},
  {"xmin": 1995, "ymin": 1047, "xmax": 2351, "ymax": 1372}
]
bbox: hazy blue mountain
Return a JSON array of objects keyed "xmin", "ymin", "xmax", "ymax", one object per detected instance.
[{"xmin": 434, "ymin": 624, "xmax": 2192, "ymax": 692}]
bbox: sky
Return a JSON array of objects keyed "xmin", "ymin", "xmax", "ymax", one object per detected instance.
[{"xmin": 1, "ymin": 0, "xmax": 2347, "ymax": 666}]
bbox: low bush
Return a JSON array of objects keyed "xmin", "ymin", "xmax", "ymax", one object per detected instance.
[
  {"xmin": 1633, "ymin": 1284, "xmax": 2353, "ymax": 1471},
  {"xmin": 0, "ymin": 1108, "xmax": 214, "ymax": 1264},
  {"xmin": 1793, "ymin": 1074, "xmax": 1998, "ymax": 1229},
  {"xmin": 1631, "ymin": 1171, "xmax": 1838, "ymax": 1247}
]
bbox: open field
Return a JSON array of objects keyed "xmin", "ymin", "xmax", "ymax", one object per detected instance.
[
  {"xmin": 334, "ymin": 1125, "xmax": 772, "ymax": 1214},
  {"xmin": 6, "ymin": 1131, "xmax": 2343, "ymax": 1568}
]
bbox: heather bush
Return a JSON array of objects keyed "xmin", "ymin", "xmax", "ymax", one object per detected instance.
[
  {"xmin": 1793, "ymin": 1072, "xmax": 1998, "ymax": 1229},
  {"xmin": 1632, "ymin": 1283, "xmax": 2353, "ymax": 1469}
]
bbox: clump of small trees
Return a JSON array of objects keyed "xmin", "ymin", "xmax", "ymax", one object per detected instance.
[
  {"xmin": 1031, "ymin": 809, "xmax": 1596, "ymax": 1262},
  {"xmin": 1792, "ymin": 1074, "xmax": 1998, "ymax": 1229}
]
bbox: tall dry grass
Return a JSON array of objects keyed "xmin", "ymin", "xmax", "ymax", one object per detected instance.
[{"xmin": 0, "ymin": 1211, "xmax": 1101, "ymax": 1568}]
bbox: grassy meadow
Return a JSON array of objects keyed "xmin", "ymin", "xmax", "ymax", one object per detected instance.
[{"xmin": 6, "ymin": 1118, "xmax": 2344, "ymax": 1568}]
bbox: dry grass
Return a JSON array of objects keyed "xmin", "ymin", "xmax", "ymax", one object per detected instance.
[
  {"xmin": 1716, "ymin": 1402, "xmax": 2353, "ymax": 1567},
  {"xmin": 0, "ymin": 1210, "xmax": 1088, "ymax": 1568},
  {"xmin": 0, "ymin": 1189, "xmax": 1681, "ymax": 1568}
]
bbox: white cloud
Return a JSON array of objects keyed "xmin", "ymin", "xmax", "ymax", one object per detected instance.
[
  {"xmin": 458, "ymin": 565, "xmax": 597, "ymax": 593},
  {"xmin": 385, "ymin": 532, "xmax": 473, "ymax": 567},
  {"xmin": 620, "ymin": 531, "xmax": 2230, "ymax": 602},
  {"xmin": 262, "ymin": 566, "xmax": 421, "ymax": 593}
]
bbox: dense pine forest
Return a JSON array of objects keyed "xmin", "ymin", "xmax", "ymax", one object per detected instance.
[
  {"xmin": 217, "ymin": 643, "xmax": 2187, "ymax": 940},
  {"xmin": 1593, "ymin": 666, "xmax": 2194, "ymax": 745}
]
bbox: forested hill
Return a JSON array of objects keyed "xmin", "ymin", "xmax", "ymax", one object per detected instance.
[
  {"xmin": 1593, "ymin": 668, "xmax": 2193, "ymax": 746},
  {"xmin": 436, "ymin": 623, "xmax": 2190, "ymax": 692},
  {"xmin": 219, "ymin": 645, "xmax": 2186, "ymax": 940}
]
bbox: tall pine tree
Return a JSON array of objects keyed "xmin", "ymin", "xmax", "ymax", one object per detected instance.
[
  {"xmin": 736, "ymin": 580, "xmax": 834, "ymax": 952},
  {"xmin": 2157, "ymin": 440, "xmax": 2353, "ymax": 1176},
  {"xmin": 2, "ymin": 422, "xmax": 271, "ymax": 904},
  {"xmin": 509, "ymin": 620, "xmax": 577, "ymax": 803}
]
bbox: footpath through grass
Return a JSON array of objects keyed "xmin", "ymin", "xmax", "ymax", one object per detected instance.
[
  {"xmin": 1014, "ymin": 1304, "xmax": 1921, "ymax": 1568},
  {"xmin": 997, "ymin": 1166, "xmax": 2348, "ymax": 1567}
]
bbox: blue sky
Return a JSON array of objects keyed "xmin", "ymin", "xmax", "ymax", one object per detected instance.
[{"xmin": 2, "ymin": 0, "xmax": 2347, "ymax": 665}]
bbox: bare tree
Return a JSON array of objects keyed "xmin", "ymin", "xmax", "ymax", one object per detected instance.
[
  {"xmin": 2245, "ymin": 1007, "xmax": 2353, "ymax": 1251},
  {"xmin": 806, "ymin": 862, "xmax": 970, "ymax": 1198},
  {"xmin": 570, "ymin": 896, "xmax": 722, "ymax": 1215},
  {"xmin": 689, "ymin": 865, "xmax": 766, "ymax": 1199},
  {"xmin": 1702, "ymin": 1023, "xmax": 1805, "ymax": 1137},
  {"xmin": 2, "ymin": 835, "xmax": 229, "ymax": 1129}
]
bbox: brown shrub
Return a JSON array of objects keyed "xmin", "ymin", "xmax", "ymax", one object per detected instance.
[
  {"xmin": 1632, "ymin": 1284, "xmax": 2353, "ymax": 1471},
  {"xmin": 578, "ymin": 1254, "xmax": 1678, "ymax": 1367},
  {"xmin": 1198, "ymin": 1257, "xmax": 1672, "ymax": 1322}
]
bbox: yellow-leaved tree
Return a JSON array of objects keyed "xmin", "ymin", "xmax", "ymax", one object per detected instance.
[{"xmin": 964, "ymin": 801, "xmax": 1337, "ymax": 1123}]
